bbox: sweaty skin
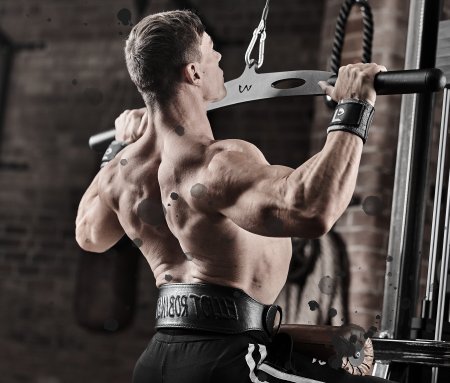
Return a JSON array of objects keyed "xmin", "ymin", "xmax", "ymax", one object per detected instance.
[{"xmin": 89, "ymin": 32, "xmax": 386, "ymax": 306}]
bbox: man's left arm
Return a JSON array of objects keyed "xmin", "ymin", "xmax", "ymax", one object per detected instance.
[
  {"xmin": 75, "ymin": 107, "xmax": 148, "ymax": 253},
  {"xmin": 75, "ymin": 169, "xmax": 124, "ymax": 253}
]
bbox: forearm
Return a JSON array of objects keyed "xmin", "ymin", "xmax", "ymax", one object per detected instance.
[
  {"xmin": 75, "ymin": 170, "xmax": 103, "ymax": 245},
  {"xmin": 76, "ymin": 171, "xmax": 102, "ymax": 223},
  {"xmin": 288, "ymin": 131, "xmax": 363, "ymax": 229}
]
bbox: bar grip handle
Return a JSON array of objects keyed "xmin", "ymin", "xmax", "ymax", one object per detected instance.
[
  {"xmin": 89, "ymin": 69, "xmax": 446, "ymax": 151},
  {"xmin": 89, "ymin": 128, "xmax": 116, "ymax": 152},
  {"xmin": 327, "ymin": 68, "xmax": 446, "ymax": 95}
]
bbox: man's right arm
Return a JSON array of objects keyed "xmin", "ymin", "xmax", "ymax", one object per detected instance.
[
  {"xmin": 202, "ymin": 63, "xmax": 386, "ymax": 239},
  {"xmin": 203, "ymin": 132, "xmax": 361, "ymax": 239},
  {"xmin": 286, "ymin": 129, "xmax": 364, "ymax": 234}
]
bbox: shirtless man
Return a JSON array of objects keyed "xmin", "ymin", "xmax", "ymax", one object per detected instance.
[{"xmin": 76, "ymin": 10, "xmax": 391, "ymax": 383}]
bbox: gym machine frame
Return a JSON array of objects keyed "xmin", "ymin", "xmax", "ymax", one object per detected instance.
[{"xmin": 371, "ymin": 0, "xmax": 450, "ymax": 382}]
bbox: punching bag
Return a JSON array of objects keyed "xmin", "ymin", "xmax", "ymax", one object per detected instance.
[{"xmin": 75, "ymin": 235, "xmax": 140, "ymax": 332}]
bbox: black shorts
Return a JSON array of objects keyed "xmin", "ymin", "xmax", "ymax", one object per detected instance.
[{"xmin": 132, "ymin": 328, "xmax": 394, "ymax": 383}]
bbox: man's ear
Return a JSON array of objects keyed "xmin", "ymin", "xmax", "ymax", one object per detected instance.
[{"xmin": 183, "ymin": 63, "xmax": 200, "ymax": 86}]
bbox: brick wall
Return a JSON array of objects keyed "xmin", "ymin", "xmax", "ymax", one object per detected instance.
[
  {"xmin": 0, "ymin": 0, "xmax": 326, "ymax": 382},
  {"xmin": 309, "ymin": 0, "xmax": 410, "ymax": 332}
]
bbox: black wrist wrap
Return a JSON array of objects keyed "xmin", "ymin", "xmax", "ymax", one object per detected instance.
[
  {"xmin": 326, "ymin": 98, "xmax": 375, "ymax": 144},
  {"xmin": 100, "ymin": 140, "xmax": 128, "ymax": 169}
]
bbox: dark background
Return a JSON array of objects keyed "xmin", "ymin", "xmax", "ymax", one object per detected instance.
[{"xmin": 0, "ymin": 0, "xmax": 449, "ymax": 382}]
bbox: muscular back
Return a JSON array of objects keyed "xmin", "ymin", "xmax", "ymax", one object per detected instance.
[{"xmin": 100, "ymin": 129, "xmax": 312, "ymax": 305}]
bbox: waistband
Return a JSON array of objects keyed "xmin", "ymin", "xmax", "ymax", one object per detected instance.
[
  {"xmin": 155, "ymin": 282, "xmax": 283, "ymax": 338},
  {"xmin": 154, "ymin": 327, "xmax": 271, "ymax": 345}
]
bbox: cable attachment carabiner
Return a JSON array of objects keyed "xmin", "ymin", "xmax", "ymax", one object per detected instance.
[{"xmin": 245, "ymin": 0, "xmax": 269, "ymax": 70}]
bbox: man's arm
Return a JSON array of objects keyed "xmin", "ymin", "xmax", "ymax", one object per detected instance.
[
  {"xmin": 202, "ymin": 134, "xmax": 359, "ymax": 239},
  {"xmin": 75, "ymin": 169, "xmax": 124, "ymax": 253},
  {"xmin": 201, "ymin": 63, "xmax": 386, "ymax": 238},
  {"xmin": 75, "ymin": 108, "xmax": 148, "ymax": 253}
]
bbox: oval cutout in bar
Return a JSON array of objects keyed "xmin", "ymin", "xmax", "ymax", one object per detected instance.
[{"xmin": 271, "ymin": 78, "xmax": 306, "ymax": 89}]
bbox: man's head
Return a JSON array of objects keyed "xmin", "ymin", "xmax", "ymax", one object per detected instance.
[{"xmin": 125, "ymin": 10, "xmax": 225, "ymax": 113}]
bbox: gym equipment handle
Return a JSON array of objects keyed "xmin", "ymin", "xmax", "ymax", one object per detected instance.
[
  {"xmin": 89, "ymin": 68, "xmax": 446, "ymax": 152},
  {"xmin": 327, "ymin": 68, "xmax": 446, "ymax": 95},
  {"xmin": 89, "ymin": 129, "xmax": 117, "ymax": 152}
]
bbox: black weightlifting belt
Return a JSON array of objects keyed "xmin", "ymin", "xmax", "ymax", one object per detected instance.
[{"xmin": 155, "ymin": 283, "xmax": 283, "ymax": 338}]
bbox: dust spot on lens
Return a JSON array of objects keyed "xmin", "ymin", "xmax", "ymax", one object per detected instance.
[
  {"xmin": 117, "ymin": 8, "xmax": 132, "ymax": 26},
  {"xmin": 132, "ymin": 238, "xmax": 143, "ymax": 248},
  {"xmin": 120, "ymin": 159, "xmax": 128, "ymax": 166},
  {"xmin": 400, "ymin": 298, "xmax": 411, "ymax": 310},
  {"xmin": 328, "ymin": 308, "xmax": 337, "ymax": 318},
  {"xmin": 165, "ymin": 274, "xmax": 172, "ymax": 282},
  {"xmin": 84, "ymin": 87, "xmax": 103, "ymax": 106},
  {"xmin": 190, "ymin": 183, "xmax": 208, "ymax": 199},
  {"xmin": 318, "ymin": 275, "xmax": 337, "ymax": 295},
  {"xmin": 308, "ymin": 300, "xmax": 320, "ymax": 311},
  {"xmin": 104, "ymin": 319, "xmax": 119, "ymax": 331},
  {"xmin": 362, "ymin": 196, "xmax": 383, "ymax": 216},
  {"xmin": 175, "ymin": 126, "xmax": 185, "ymax": 136},
  {"xmin": 137, "ymin": 197, "xmax": 167, "ymax": 225},
  {"xmin": 170, "ymin": 192, "xmax": 179, "ymax": 200},
  {"xmin": 184, "ymin": 252, "xmax": 194, "ymax": 261}
]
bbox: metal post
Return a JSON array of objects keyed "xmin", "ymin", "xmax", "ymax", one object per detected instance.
[
  {"xmin": 433, "ymin": 88, "xmax": 450, "ymax": 382},
  {"xmin": 381, "ymin": 0, "xmax": 443, "ymax": 341},
  {"xmin": 425, "ymin": 89, "xmax": 449, "ymax": 307}
]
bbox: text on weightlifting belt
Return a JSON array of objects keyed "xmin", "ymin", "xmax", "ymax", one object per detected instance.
[{"xmin": 154, "ymin": 283, "xmax": 280, "ymax": 335}]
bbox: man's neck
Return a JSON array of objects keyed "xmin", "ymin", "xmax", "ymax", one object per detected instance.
[{"xmin": 141, "ymin": 88, "xmax": 215, "ymax": 148}]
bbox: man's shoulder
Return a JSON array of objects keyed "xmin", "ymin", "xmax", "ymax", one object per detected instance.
[
  {"xmin": 209, "ymin": 138, "xmax": 258, "ymax": 151},
  {"xmin": 198, "ymin": 139, "xmax": 269, "ymax": 198},
  {"xmin": 207, "ymin": 138, "xmax": 268, "ymax": 165}
]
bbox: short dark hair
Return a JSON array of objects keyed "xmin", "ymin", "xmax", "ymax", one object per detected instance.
[{"xmin": 124, "ymin": 10, "xmax": 206, "ymax": 112}]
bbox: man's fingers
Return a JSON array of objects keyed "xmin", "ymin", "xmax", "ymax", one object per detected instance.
[
  {"xmin": 139, "ymin": 111, "xmax": 148, "ymax": 127},
  {"xmin": 318, "ymin": 81, "xmax": 334, "ymax": 98},
  {"xmin": 135, "ymin": 107, "xmax": 147, "ymax": 117}
]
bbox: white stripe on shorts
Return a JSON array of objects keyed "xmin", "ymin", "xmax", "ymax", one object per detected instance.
[{"xmin": 245, "ymin": 343, "xmax": 269, "ymax": 383}]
